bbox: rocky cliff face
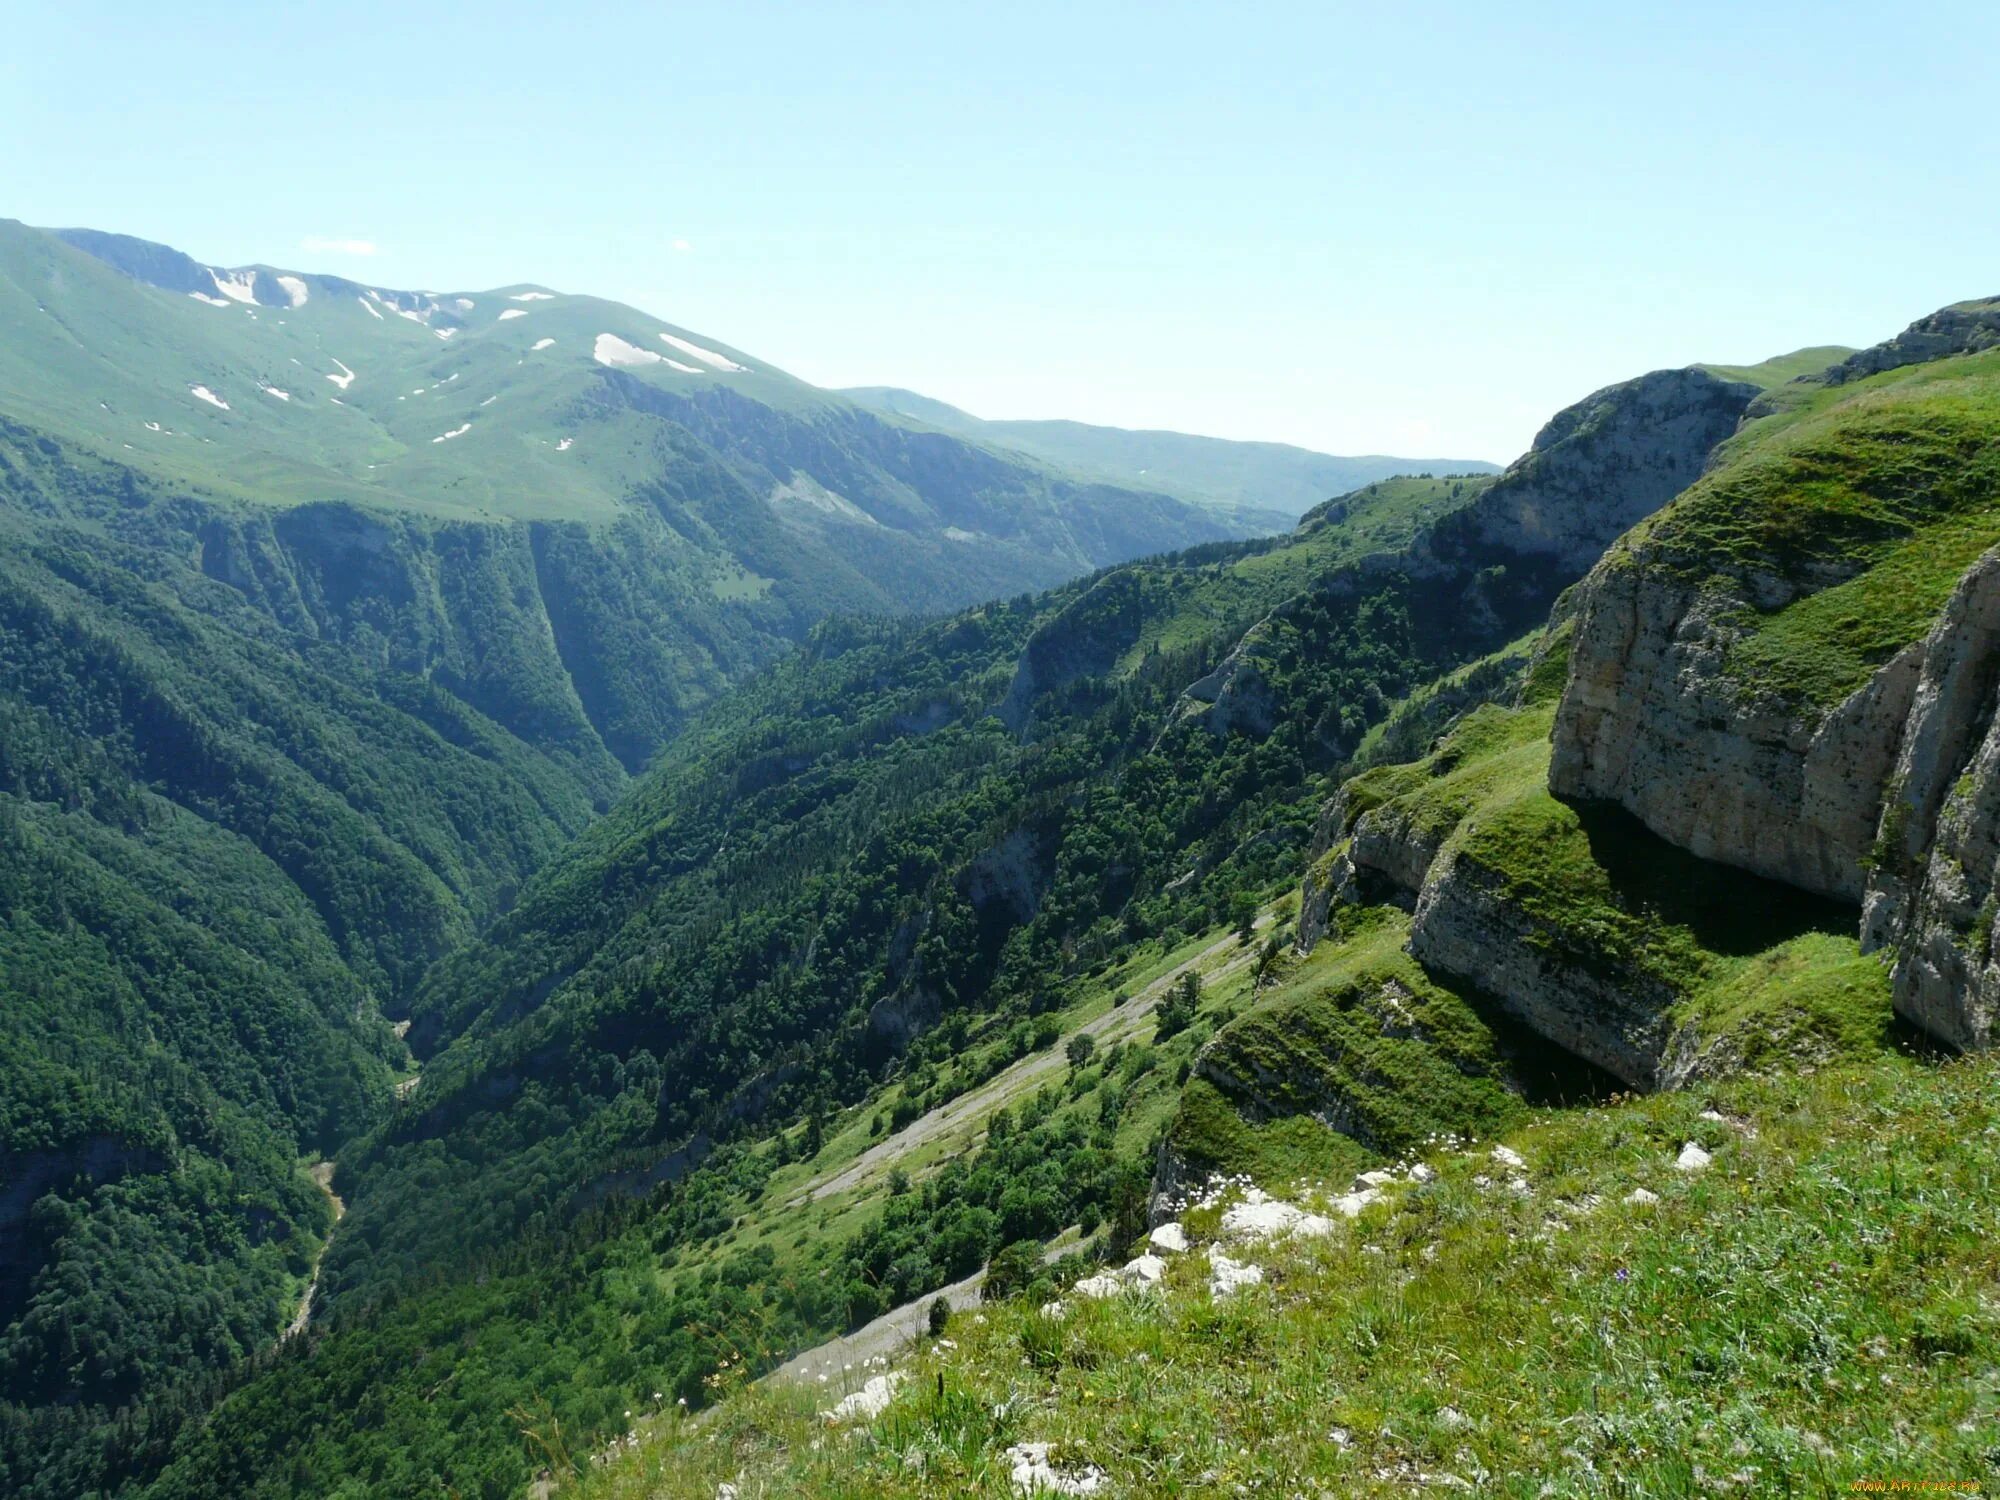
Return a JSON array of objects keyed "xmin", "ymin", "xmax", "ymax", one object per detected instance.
[
  {"xmin": 1549, "ymin": 319, "xmax": 2000, "ymax": 1051},
  {"xmin": 1411, "ymin": 367, "xmax": 1759, "ymax": 581},
  {"xmin": 1549, "ymin": 559, "xmax": 1923, "ymax": 902},
  {"xmin": 1169, "ymin": 367, "xmax": 1758, "ymax": 748},
  {"xmin": 1860, "ymin": 549, "xmax": 2000, "ymax": 1050},
  {"xmin": 1805, "ymin": 297, "xmax": 2000, "ymax": 391}
]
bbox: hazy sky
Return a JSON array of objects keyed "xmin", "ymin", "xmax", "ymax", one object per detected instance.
[{"xmin": 6, "ymin": 2, "xmax": 1994, "ymax": 461}]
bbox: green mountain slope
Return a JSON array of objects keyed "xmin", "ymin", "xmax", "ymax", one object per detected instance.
[
  {"xmin": 841, "ymin": 384, "xmax": 1500, "ymax": 523},
  {"xmin": 17, "ymin": 221, "xmax": 1242, "ymax": 577},
  {"xmin": 0, "ymin": 219, "xmax": 1283, "ymax": 1490},
  {"xmin": 91, "ymin": 356, "xmax": 1761, "ymax": 1500}
]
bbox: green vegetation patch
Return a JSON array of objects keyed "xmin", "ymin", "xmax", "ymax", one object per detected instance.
[
  {"xmin": 1629, "ymin": 351, "xmax": 2000, "ymax": 708},
  {"xmin": 582, "ymin": 1049, "xmax": 2000, "ymax": 1499},
  {"xmin": 1176, "ymin": 909, "xmax": 1535, "ymax": 1180}
]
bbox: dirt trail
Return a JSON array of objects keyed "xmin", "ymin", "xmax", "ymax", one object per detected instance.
[
  {"xmin": 765, "ymin": 1269, "xmax": 987, "ymax": 1389},
  {"xmin": 788, "ymin": 926, "xmax": 1264, "ymax": 1209},
  {"xmin": 285, "ymin": 1160, "xmax": 344, "ymax": 1340}
]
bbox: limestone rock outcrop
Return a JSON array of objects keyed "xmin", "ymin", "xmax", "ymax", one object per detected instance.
[
  {"xmin": 1549, "ymin": 559, "xmax": 1923, "ymax": 903},
  {"xmin": 1860, "ymin": 549, "xmax": 2000, "ymax": 1050}
]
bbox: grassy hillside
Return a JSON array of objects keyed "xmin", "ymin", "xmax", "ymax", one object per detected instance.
[
  {"xmin": 8, "ymin": 221, "xmax": 1244, "ymax": 588},
  {"xmin": 1625, "ymin": 345, "xmax": 2000, "ymax": 709},
  {"xmin": 582, "ymin": 1042, "xmax": 1996, "ymax": 1498},
  {"xmin": 842, "ymin": 383, "xmax": 1499, "ymax": 522}
]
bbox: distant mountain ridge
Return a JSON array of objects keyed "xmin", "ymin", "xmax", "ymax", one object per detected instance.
[{"xmin": 841, "ymin": 383, "xmax": 1500, "ymax": 524}]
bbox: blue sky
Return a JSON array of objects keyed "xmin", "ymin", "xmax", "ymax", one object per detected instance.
[{"xmin": 5, "ymin": 2, "xmax": 1993, "ymax": 460}]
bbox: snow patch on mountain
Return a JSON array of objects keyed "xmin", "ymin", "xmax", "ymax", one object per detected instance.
[
  {"xmin": 275, "ymin": 275, "xmax": 309, "ymax": 308},
  {"xmin": 189, "ymin": 385, "xmax": 229, "ymax": 410},
  {"xmin": 432, "ymin": 423, "xmax": 471, "ymax": 444},
  {"xmin": 510, "ymin": 291, "xmax": 555, "ymax": 301},
  {"xmin": 189, "ymin": 292, "xmax": 232, "ymax": 308},
  {"xmin": 664, "ymin": 358, "xmax": 704, "ymax": 374},
  {"xmin": 531, "ymin": 337, "xmax": 555, "ymax": 351},
  {"xmin": 557, "ymin": 437, "xmax": 574, "ymax": 451},
  {"xmin": 659, "ymin": 332, "xmax": 746, "ymax": 371},
  {"xmin": 358, "ymin": 296, "xmax": 383, "ymax": 320},
  {"xmin": 594, "ymin": 333, "xmax": 663, "ymax": 368},
  {"xmin": 498, "ymin": 308, "xmax": 528, "ymax": 321},
  {"xmin": 259, "ymin": 385, "xmax": 290, "ymax": 401}
]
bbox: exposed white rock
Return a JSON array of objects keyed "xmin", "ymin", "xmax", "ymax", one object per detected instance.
[
  {"xmin": 1355, "ymin": 1169, "xmax": 1398, "ymax": 1190},
  {"xmin": 1147, "ymin": 1221, "xmax": 1189, "ymax": 1254},
  {"xmin": 1623, "ymin": 1187, "xmax": 1660, "ymax": 1206},
  {"xmin": 454, "ymin": 297, "xmax": 475, "ymax": 312},
  {"xmin": 1039, "ymin": 1299, "xmax": 1068, "ymax": 1320},
  {"xmin": 1490, "ymin": 1145, "xmax": 1525, "ymax": 1170},
  {"xmin": 498, "ymin": 308, "xmax": 528, "ymax": 321},
  {"xmin": 189, "ymin": 385, "xmax": 229, "ymax": 410},
  {"xmin": 1220, "ymin": 1188, "xmax": 1333, "ymax": 1242},
  {"xmin": 659, "ymin": 331, "xmax": 746, "ymax": 371},
  {"xmin": 1330, "ymin": 1187, "xmax": 1382, "ymax": 1218},
  {"xmin": 1407, "ymin": 1162, "xmax": 1436, "ymax": 1184},
  {"xmin": 189, "ymin": 291, "xmax": 232, "ymax": 307},
  {"xmin": 716, "ymin": 1484, "xmax": 737, "ymax": 1500},
  {"xmin": 1207, "ymin": 1250, "xmax": 1262, "ymax": 1299},
  {"xmin": 1120, "ymin": 1253, "xmax": 1166, "ymax": 1287},
  {"xmin": 1071, "ymin": 1272, "xmax": 1122, "ymax": 1300},
  {"xmin": 1005, "ymin": 1442, "xmax": 1106, "ymax": 1496},
  {"xmin": 209, "ymin": 268, "xmax": 259, "ymax": 304},
  {"xmin": 556, "ymin": 437, "xmax": 573, "ymax": 452},
  {"xmin": 819, "ymin": 1371, "xmax": 903, "ymax": 1422},
  {"xmin": 1862, "ymin": 547, "xmax": 2000, "ymax": 1050},
  {"xmin": 274, "ymin": 275, "xmax": 309, "ymax": 307},
  {"xmin": 358, "ymin": 296, "xmax": 383, "ymax": 320},
  {"xmin": 594, "ymin": 333, "xmax": 663, "ymax": 368},
  {"xmin": 1674, "ymin": 1142, "xmax": 1712, "ymax": 1173}
]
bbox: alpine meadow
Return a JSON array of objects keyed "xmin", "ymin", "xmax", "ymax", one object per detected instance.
[{"xmin": 2, "ymin": 7, "xmax": 1997, "ymax": 1498}]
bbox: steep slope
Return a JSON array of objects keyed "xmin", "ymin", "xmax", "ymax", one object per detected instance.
[
  {"xmin": 581, "ymin": 1045, "xmax": 2000, "ymax": 1500},
  {"xmin": 0, "ymin": 221, "xmax": 1258, "ymax": 1485},
  {"xmin": 843, "ymin": 382, "xmax": 1499, "ymax": 523},
  {"xmin": 1549, "ymin": 302, "xmax": 2000, "ymax": 1050}
]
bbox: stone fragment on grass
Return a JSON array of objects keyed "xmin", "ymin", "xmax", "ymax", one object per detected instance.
[
  {"xmin": 1120, "ymin": 1253, "xmax": 1167, "ymax": 1286},
  {"xmin": 1207, "ymin": 1250, "xmax": 1263, "ymax": 1299},
  {"xmin": 1005, "ymin": 1441, "xmax": 1106, "ymax": 1495},
  {"xmin": 1072, "ymin": 1273, "xmax": 1123, "ymax": 1300},
  {"xmin": 1623, "ymin": 1186, "xmax": 1660, "ymax": 1206},
  {"xmin": 1147, "ymin": 1221, "xmax": 1189, "ymax": 1254},
  {"xmin": 1674, "ymin": 1141, "xmax": 1713, "ymax": 1173},
  {"xmin": 1491, "ymin": 1145, "xmax": 1526, "ymax": 1170},
  {"xmin": 1222, "ymin": 1188, "xmax": 1333, "ymax": 1241},
  {"xmin": 820, "ymin": 1372, "xmax": 904, "ymax": 1422}
]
